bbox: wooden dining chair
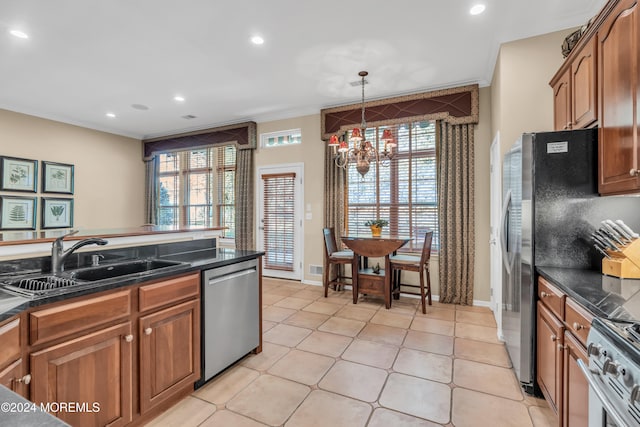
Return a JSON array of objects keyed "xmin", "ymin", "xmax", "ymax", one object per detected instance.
[
  {"xmin": 323, "ymin": 227, "xmax": 355, "ymax": 297},
  {"xmin": 389, "ymin": 230, "xmax": 433, "ymax": 314}
]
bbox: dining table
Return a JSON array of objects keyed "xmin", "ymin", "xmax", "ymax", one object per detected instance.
[{"xmin": 341, "ymin": 235, "xmax": 409, "ymax": 309}]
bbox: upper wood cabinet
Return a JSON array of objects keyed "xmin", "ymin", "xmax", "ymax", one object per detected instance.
[
  {"xmin": 598, "ymin": 0, "xmax": 640, "ymax": 194},
  {"xmin": 571, "ymin": 37, "xmax": 598, "ymax": 129},
  {"xmin": 553, "ymin": 70, "xmax": 571, "ymax": 131},
  {"xmin": 551, "ymin": 38, "xmax": 597, "ymax": 131}
]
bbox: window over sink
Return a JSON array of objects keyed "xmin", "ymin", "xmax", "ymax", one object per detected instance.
[{"xmin": 156, "ymin": 146, "xmax": 236, "ymax": 238}]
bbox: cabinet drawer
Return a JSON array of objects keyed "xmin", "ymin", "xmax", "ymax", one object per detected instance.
[
  {"xmin": 565, "ymin": 298, "xmax": 592, "ymax": 346},
  {"xmin": 30, "ymin": 290, "xmax": 131, "ymax": 346},
  {"xmin": 0, "ymin": 318, "xmax": 21, "ymax": 370},
  {"xmin": 357, "ymin": 274, "xmax": 385, "ymax": 295},
  {"xmin": 538, "ymin": 277, "xmax": 565, "ymax": 319},
  {"xmin": 139, "ymin": 273, "xmax": 200, "ymax": 313}
]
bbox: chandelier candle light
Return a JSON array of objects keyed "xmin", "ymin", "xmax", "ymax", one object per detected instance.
[{"xmin": 328, "ymin": 71, "xmax": 396, "ymax": 178}]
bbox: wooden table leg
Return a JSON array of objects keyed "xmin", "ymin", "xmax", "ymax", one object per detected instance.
[
  {"xmin": 352, "ymin": 254, "xmax": 359, "ymax": 304},
  {"xmin": 384, "ymin": 255, "xmax": 391, "ymax": 309}
]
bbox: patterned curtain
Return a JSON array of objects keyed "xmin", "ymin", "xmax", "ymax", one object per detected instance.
[
  {"xmin": 438, "ymin": 122, "xmax": 475, "ymax": 305},
  {"xmin": 235, "ymin": 149, "xmax": 254, "ymax": 250},
  {"xmin": 144, "ymin": 156, "xmax": 158, "ymax": 225},
  {"xmin": 324, "ymin": 145, "xmax": 347, "ymax": 281}
]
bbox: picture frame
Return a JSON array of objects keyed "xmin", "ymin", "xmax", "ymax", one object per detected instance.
[
  {"xmin": 0, "ymin": 196, "xmax": 36, "ymax": 230},
  {"xmin": 0, "ymin": 156, "xmax": 38, "ymax": 192},
  {"xmin": 41, "ymin": 198, "xmax": 74, "ymax": 229},
  {"xmin": 42, "ymin": 161, "xmax": 74, "ymax": 194}
]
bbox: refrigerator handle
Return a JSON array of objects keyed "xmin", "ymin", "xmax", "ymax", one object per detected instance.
[{"xmin": 501, "ymin": 190, "xmax": 512, "ymax": 274}]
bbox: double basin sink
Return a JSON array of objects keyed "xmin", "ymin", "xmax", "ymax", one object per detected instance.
[{"xmin": 1, "ymin": 259, "xmax": 188, "ymax": 299}]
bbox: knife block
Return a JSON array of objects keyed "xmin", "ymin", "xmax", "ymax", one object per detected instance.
[{"xmin": 602, "ymin": 239, "xmax": 640, "ymax": 279}]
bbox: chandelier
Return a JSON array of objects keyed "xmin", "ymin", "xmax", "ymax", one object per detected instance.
[{"xmin": 327, "ymin": 71, "xmax": 395, "ymax": 178}]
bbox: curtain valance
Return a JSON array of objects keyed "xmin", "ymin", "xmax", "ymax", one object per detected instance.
[
  {"xmin": 320, "ymin": 84, "xmax": 478, "ymax": 140},
  {"xmin": 143, "ymin": 121, "xmax": 257, "ymax": 159}
]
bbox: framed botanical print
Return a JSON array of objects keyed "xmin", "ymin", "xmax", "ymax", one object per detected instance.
[
  {"xmin": 0, "ymin": 196, "xmax": 36, "ymax": 230},
  {"xmin": 0, "ymin": 156, "xmax": 38, "ymax": 192},
  {"xmin": 42, "ymin": 161, "xmax": 74, "ymax": 194},
  {"xmin": 41, "ymin": 198, "xmax": 74, "ymax": 229}
]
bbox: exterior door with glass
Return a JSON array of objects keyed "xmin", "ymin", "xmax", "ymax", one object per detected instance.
[{"xmin": 256, "ymin": 164, "xmax": 303, "ymax": 280}]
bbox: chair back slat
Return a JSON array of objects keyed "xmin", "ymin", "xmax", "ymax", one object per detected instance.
[
  {"xmin": 419, "ymin": 230, "xmax": 434, "ymax": 267},
  {"xmin": 323, "ymin": 227, "xmax": 338, "ymax": 256}
]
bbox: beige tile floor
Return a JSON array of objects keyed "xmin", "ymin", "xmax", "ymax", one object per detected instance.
[{"xmin": 146, "ymin": 278, "xmax": 557, "ymax": 427}]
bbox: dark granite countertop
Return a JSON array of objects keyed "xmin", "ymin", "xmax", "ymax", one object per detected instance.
[
  {"xmin": 0, "ymin": 244, "xmax": 264, "ymax": 323},
  {"xmin": 0, "ymin": 385, "xmax": 70, "ymax": 426},
  {"xmin": 537, "ymin": 267, "xmax": 640, "ymax": 320}
]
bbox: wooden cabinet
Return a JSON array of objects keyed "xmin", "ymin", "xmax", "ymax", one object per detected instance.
[
  {"xmin": 537, "ymin": 301, "xmax": 564, "ymax": 415},
  {"xmin": 553, "ymin": 70, "xmax": 571, "ymax": 131},
  {"xmin": 139, "ymin": 299, "xmax": 200, "ymax": 414},
  {"xmin": 571, "ymin": 37, "xmax": 598, "ymax": 129},
  {"xmin": 30, "ymin": 322, "xmax": 133, "ymax": 427},
  {"xmin": 0, "ymin": 359, "xmax": 28, "ymax": 397},
  {"xmin": 551, "ymin": 38, "xmax": 597, "ymax": 131},
  {"xmin": 563, "ymin": 331, "xmax": 589, "ymax": 427},
  {"xmin": 537, "ymin": 277, "xmax": 592, "ymax": 427},
  {"xmin": 598, "ymin": 0, "xmax": 640, "ymax": 194},
  {"xmin": 0, "ymin": 317, "xmax": 27, "ymax": 398},
  {"xmin": 21, "ymin": 272, "xmax": 201, "ymax": 427}
]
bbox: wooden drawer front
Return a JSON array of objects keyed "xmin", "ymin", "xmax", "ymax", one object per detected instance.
[
  {"xmin": 358, "ymin": 275, "xmax": 385, "ymax": 295},
  {"xmin": 565, "ymin": 298, "xmax": 592, "ymax": 346},
  {"xmin": 139, "ymin": 273, "xmax": 200, "ymax": 313},
  {"xmin": 30, "ymin": 290, "xmax": 131, "ymax": 346},
  {"xmin": 538, "ymin": 277, "xmax": 565, "ymax": 319},
  {"xmin": 0, "ymin": 318, "xmax": 21, "ymax": 369}
]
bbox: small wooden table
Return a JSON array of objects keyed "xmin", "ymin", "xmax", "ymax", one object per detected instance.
[{"xmin": 341, "ymin": 236, "xmax": 409, "ymax": 309}]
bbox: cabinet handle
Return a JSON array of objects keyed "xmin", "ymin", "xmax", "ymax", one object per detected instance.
[
  {"xmin": 15, "ymin": 374, "xmax": 31, "ymax": 385},
  {"xmin": 573, "ymin": 322, "xmax": 584, "ymax": 331},
  {"xmin": 551, "ymin": 334, "xmax": 557, "ymax": 342},
  {"xmin": 540, "ymin": 292, "xmax": 550, "ymax": 298},
  {"xmin": 630, "ymin": 169, "xmax": 639, "ymax": 177},
  {"xmin": 558, "ymin": 344, "xmax": 566, "ymax": 351},
  {"xmin": 566, "ymin": 122, "xmax": 572, "ymax": 130},
  {"xmin": 144, "ymin": 327, "xmax": 152, "ymax": 336},
  {"xmin": 123, "ymin": 334, "xmax": 133, "ymax": 343}
]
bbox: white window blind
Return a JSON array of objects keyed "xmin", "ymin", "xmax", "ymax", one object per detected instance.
[
  {"xmin": 262, "ymin": 173, "xmax": 296, "ymax": 271},
  {"xmin": 347, "ymin": 121, "xmax": 438, "ymax": 252}
]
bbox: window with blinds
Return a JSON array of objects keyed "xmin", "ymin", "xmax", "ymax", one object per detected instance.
[
  {"xmin": 346, "ymin": 120, "xmax": 438, "ymax": 252},
  {"xmin": 157, "ymin": 146, "xmax": 236, "ymax": 238},
  {"xmin": 261, "ymin": 173, "xmax": 296, "ymax": 271}
]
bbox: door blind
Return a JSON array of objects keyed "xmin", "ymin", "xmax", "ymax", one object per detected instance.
[{"xmin": 262, "ymin": 173, "xmax": 296, "ymax": 271}]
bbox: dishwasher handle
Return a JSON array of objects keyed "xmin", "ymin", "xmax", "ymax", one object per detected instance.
[{"xmin": 207, "ymin": 269, "xmax": 256, "ymax": 286}]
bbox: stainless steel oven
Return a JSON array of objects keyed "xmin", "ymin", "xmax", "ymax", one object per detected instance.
[{"xmin": 580, "ymin": 318, "xmax": 640, "ymax": 427}]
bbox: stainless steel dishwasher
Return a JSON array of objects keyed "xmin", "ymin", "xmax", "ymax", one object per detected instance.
[{"xmin": 199, "ymin": 258, "xmax": 259, "ymax": 384}]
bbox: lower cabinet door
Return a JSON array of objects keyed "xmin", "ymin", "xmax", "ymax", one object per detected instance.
[
  {"xmin": 139, "ymin": 299, "xmax": 200, "ymax": 414},
  {"xmin": 0, "ymin": 359, "xmax": 27, "ymax": 398},
  {"xmin": 563, "ymin": 331, "xmax": 589, "ymax": 427},
  {"xmin": 30, "ymin": 322, "xmax": 133, "ymax": 427},
  {"xmin": 537, "ymin": 301, "xmax": 564, "ymax": 415}
]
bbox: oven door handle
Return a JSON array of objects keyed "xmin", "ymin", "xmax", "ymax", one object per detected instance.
[{"xmin": 578, "ymin": 359, "xmax": 631, "ymax": 427}]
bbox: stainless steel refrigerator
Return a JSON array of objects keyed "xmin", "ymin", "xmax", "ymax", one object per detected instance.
[{"xmin": 501, "ymin": 129, "xmax": 600, "ymax": 394}]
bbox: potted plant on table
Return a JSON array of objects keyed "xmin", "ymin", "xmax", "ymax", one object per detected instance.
[{"xmin": 364, "ymin": 219, "xmax": 389, "ymax": 237}]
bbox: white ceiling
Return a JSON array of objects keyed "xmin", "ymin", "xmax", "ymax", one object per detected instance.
[{"xmin": 0, "ymin": 0, "xmax": 607, "ymax": 140}]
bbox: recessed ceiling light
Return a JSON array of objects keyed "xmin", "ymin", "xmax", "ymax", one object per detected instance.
[
  {"xmin": 251, "ymin": 35, "xmax": 264, "ymax": 45},
  {"xmin": 9, "ymin": 29, "xmax": 29, "ymax": 39},
  {"xmin": 106, "ymin": 112, "xmax": 116, "ymax": 118},
  {"xmin": 470, "ymin": 4, "xmax": 486, "ymax": 15},
  {"xmin": 174, "ymin": 95, "xmax": 185, "ymax": 102}
]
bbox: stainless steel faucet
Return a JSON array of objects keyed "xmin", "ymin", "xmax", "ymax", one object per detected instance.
[{"xmin": 51, "ymin": 230, "xmax": 108, "ymax": 273}]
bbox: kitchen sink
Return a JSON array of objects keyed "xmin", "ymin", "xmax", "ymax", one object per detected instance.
[
  {"xmin": 69, "ymin": 259, "xmax": 184, "ymax": 281},
  {"xmin": 0, "ymin": 259, "xmax": 187, "ymax": 298}
]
